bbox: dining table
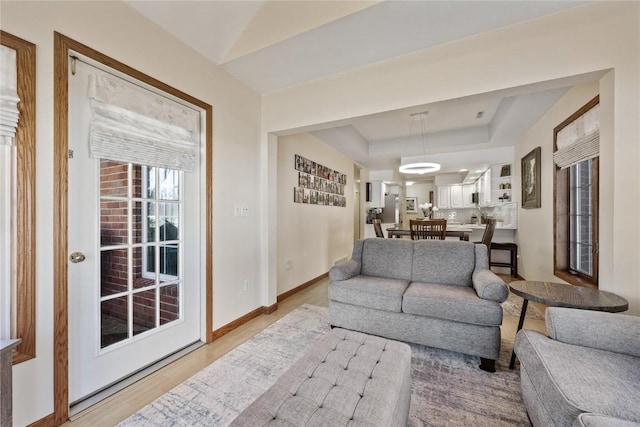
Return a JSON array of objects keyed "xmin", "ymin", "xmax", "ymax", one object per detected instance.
[{"xmin": 385, "ymin": 225, "xmax": 474, "ymax": 241}]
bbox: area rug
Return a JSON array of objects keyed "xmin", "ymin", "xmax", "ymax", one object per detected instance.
[
  {"xmin": 502, "ymin": 291, "xmax": 544, "ymax": 320},
  {"xmin": 120, "ymin": 304, "xmax": 530, "ymax": 426}
]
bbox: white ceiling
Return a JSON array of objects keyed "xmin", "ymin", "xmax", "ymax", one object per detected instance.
[{"xmin": 124, "ymin": 0, "xmax": 594, "ymax": 180}]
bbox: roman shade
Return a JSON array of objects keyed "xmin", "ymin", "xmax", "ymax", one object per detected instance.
[
  {"xmin": 553, "ymin": 103, "xmax": 599, "ymax": 169},
  {"xmin": 0, "ymin": 45, "xmax": 20, "ymax": 146},
  {"xmin": 87, "ymin": 73, "xmax": 200, "ymax": 172}
]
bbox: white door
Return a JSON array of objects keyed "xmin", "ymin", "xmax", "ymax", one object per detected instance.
[{"xmin": 67, "ymin": 61, "xmax": 202, "ymax": 403}]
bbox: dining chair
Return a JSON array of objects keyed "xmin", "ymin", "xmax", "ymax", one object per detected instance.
[
  {"xmin": 409, "ymin": 219, "xmax": 447, "ymax": 240},
  {"xmin": 372, "ymin": 219, "xmax": 385, "ymax": 238}
]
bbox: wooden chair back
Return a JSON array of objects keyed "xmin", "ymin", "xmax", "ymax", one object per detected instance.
[
  {"xmin": 481, "ymin": 218, "xmax": 497, "ymax": 247},
  {"xmin": 372, "ymin": 219, "xmax": 385, "ymax": 238},
  {"xmin": 410, "ymin": 219, "xmax": 447, "ymax": 240}
]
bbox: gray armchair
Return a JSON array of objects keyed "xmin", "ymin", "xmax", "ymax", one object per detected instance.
[{"xmin": 514, "ymin": 307, "xmax": 640, "ymax": 427}]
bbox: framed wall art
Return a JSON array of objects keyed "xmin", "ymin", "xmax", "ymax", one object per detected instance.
[
  {"xmin": 521, "ymin": 146, "xmax": 541, "ymax": 209},
  {"xmin": 293, "ymin": 154, "xmax": 347, "ymax": 207},
  {"xmin": 406, "ymin": 197, "xmax": 417, "ymax": 213}
]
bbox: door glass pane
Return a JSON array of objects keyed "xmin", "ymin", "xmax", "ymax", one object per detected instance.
[
  {"xmin": 159, "ymin": 244, "xmax": 179, "ymax": 281},
  {"xmin": 133, "ymin": 246, "xmax": 154, "ymax": 289},
  {"xmin": 145, "ymin": 166, "xmax": 156, "ymax": 199},
  {"xmin": 100, "ymin": 159, "xmax": 129, "ymax": 197},
  {"xmin": 132, "ymin": 164, "xmax": 144, "ymax": 199},
  {"xmin": 132, "ymin": 201, "xmax": 144, "ymax": 244},
  {"xmin": 144, "ymin": 201, "xmax": 156, "ymax": 243},
  {"xmin": 133, "ymin": 289, "xmax": 156, "ymax": 336},
  {"xmin": 160, "ymin": 284, "xmax": 179, "ymax": 325},
  {"xmin": 159, "ymin": 202, "xmax": 179, "ymax": 241},
  {"xmin": 101, "ymin": 296, "xmax": 128, "ymax": 348},
  {"xmin": 157, "ymin": 168, "xmax": 180, "ymax": 201},
  {"xmin": 100, "ymin": 199, "xmax": 128, "ymax": 246},
  {"xmin": 100, "ymin": 248, "xmax": 128, "ymax": 296}
]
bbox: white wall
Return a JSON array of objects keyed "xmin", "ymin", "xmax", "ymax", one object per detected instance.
[
  {"xmin": 1, "ymin": 1, "xmax": 263, "ymax": 425},
  {"xmin": 514, "ymin": 82, "xmax": 598, "ymax": 282},
  {"xmin": 277, "ymin": 133, "xmax": 354, "ymax": 295},
  {"xmin": 262, "ymin": 2, "xmax": 640, "ymax": 314}
]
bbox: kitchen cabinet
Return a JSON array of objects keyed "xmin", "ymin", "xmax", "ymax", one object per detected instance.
[
  {"xmin": 449, "ymin": 185, "xmax": 463, "ymax": 208},
  {"xmin": 462, "ymin": 184, "xmax": 476, "ymax": 207},
  {"xmin": 438, "ymin": 184, "xmax": 475, "ymax": 208},
  {"xmin": 437, "ymin": 186, "xmax": 450, "ymax": 208},
  {"xmin": 478, "ymin": 168, "xmax": 492, "ymax": 205}
]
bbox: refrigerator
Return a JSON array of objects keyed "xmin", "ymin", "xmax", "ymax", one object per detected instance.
[{"xmin": 381, "ymin": 193, "xmax": 399, "ymax": 227}]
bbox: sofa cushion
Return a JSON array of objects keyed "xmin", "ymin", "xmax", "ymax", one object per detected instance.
[
  {"xmin": 361, "ymin": 238, "xmax": 414, "ymax": 281},
  {"xmin": 515, "ymin": 330, "xmax": 640, "ymax": 425},
  {"xmin": 574, "ymin": 414, "xmax": 640, "ymax": 427},
  {"xmin": 402, "ymin": 282, "xmax": 503, "ymax": 326},
  {"xmin": 411, "ymin": 240, "xmax": 475, "ymax": 286},
  {"xmin": 329, "ymin": 275, "xmax": 410, "ymax": 313}
]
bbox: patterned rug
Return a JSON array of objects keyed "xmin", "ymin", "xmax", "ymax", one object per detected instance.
[
  {"xmin": 120, "ymin": 304, "xmax": 530, "ymax": 426},
  {"xmin": 502, "ymin": 291, "xmax": 544, "ymax": 320}
]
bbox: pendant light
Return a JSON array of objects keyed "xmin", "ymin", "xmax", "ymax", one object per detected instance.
[{"xmin": 398, "ymin": 111, "xmax": 441, "ymax": 175}]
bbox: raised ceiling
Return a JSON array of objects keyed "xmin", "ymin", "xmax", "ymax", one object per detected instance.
[{"xmin": 124, "ymin": 0, "xmax": 592, "ymax": 177}]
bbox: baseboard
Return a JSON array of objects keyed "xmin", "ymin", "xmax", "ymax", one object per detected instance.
[
  {"xmin": 277, "ymin": 272, "xmax": 328, "ymax": 303},
  {"xmin": 211, "ymin": 306, "xmax": 265, "ymax": 341},
  {"xmin": 209, "ymin": 272, "xmax": 327, "ymax": 341},
  {"xmin": 27, "ymin": 413, "xmax": 55, "ymax": 427},
  {"xmin": 263, "ymin": 302, "xmax": 278, "ymax": 314}
]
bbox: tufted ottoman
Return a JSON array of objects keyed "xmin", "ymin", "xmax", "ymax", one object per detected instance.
[{"xmin": 230, "ymin": 328, "xmax": 412, "ymax": 426}]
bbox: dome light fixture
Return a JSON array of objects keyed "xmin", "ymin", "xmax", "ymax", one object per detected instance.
[{"xmin": 398, "ymin": 111, "xmax": 441, "ymax": 175}]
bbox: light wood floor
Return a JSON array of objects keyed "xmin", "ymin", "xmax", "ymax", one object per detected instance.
[{"xmin": 65, "ymin": 274, "xmax": 545, "ymax": 426}]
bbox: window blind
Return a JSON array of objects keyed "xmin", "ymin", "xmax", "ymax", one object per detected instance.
[
  {"xmin": 87, "ymin": 73, "xmax": 200, "ymax": 172},
  {"xmin": 0, "ymin": 45, "xmax": 20, "ymax": 146},
  {"xmin": 554, "ymin": 103, "xmax": 599, "ymax": 169}
]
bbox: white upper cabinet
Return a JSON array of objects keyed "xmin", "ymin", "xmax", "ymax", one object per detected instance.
[
  {"xmin": 437, "ymin": 185, "xmax": 451, "ymax": 209},
  {"xmin": 438, "ymin": 183, "xmax": 476, "ymax": 208},
  {"xmin": 449, "ymin": 184, "xmax": 464, "ymax": 208}
]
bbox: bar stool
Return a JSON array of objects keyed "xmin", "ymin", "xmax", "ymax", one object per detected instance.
[{"xmin": 489, "ymin": 242, "xmax": 518, "ymax": 278}]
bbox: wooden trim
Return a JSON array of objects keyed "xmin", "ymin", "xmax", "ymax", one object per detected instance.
[
  {"xmin": 53, "ymin": 32, "xmax": 214, "ymax": 424},
  {"xmin": 263, "ymin": 303, "xmax": 278, "ymax": 314},
  {"xmin": 53, "ymin": 32, "xmax": 70, "ymax": 426},
  {"xmin": 210, "ymin": 306, "xmax": 264, "ymax": 341},
  {"xmin": 27, "ymin": 413, "xmax": 56, "ymax": 427},
  {"xmin": 210, "ymin": 302, "xmax": 279, "ymax": 341},
  {"xmin": 1, "ymin": 31, "xmax": 37, "ymax": 365},
  {"xmin": 205, "ymin": 106, "xmax": 214, "ymax": 344},
  {"xmin": 277, "ymin": 272, "xmax": 329, "ymax": 302}
]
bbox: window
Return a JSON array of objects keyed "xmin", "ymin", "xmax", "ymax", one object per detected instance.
[
  {"xmin": 0, "ymin": 31, "xmax": 36, "ymax": 364},
  {"xmin": 554, "ymin": 96, "xmax": 599, "ymax": 287}
]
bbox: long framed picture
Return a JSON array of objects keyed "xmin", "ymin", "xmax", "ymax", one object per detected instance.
[
  {"xmin": 406, "ymin": 197, "xmax": 417, "ymax": 213},
  {"xmin": 521, "ymin": 147, "xmax": 541, "ymax": 209}
]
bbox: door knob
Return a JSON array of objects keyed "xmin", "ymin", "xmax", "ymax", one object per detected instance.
[{"xmin": 69, "ymin": 252, "xmax": 86, "ymax": 263}]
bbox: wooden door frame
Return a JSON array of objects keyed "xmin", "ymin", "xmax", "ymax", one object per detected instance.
[{"xmin": 53, "ymin": 32, "xmax": 213, "ymax": 425}]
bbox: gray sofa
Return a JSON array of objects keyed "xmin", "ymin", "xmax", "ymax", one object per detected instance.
[
  {"xmin": 328, "ymin": 238, "xmax": 509, "ymax": 372},
  {"xmin": 514, "ymin": 307, "xmax": 640, "ymax": 427}
]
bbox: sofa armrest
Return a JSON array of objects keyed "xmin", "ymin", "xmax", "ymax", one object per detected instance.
[
  {"xmin": 546, "ymin": 307, "xmax": 640, "ymax": 358},
  {"xmin": 472, "ymin": 269, "xmax": 508, "ymax": 302},
  {"xmin": 329, "ymin": 259, "xmax": 361, "ymax": 281}
]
